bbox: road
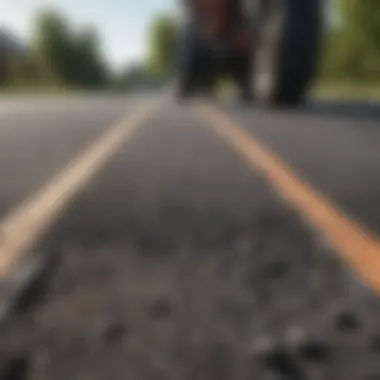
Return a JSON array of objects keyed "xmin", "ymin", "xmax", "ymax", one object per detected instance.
[{"xmin": 0, "ymin": 94, "xmax": 380, "ymax": 380}]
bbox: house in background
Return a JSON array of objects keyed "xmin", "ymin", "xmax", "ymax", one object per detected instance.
[{"xmin": 0, "ymin": 27, "xmax": 29, "ymax": 84}]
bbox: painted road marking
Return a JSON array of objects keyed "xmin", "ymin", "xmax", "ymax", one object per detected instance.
[
  {"xmin": 198, "ymin": 104, "xmax": 380, "ymax": 292},
  {"xmin": 0, "ymin": 100, "xmax": 161, "ymax": 275}
]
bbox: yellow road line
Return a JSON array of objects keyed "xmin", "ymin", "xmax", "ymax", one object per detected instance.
[
  {"xmin": 0, "ymin": 100, "xmax": 161, "ymax": 275},
  {"xmin": 198, "ymin": 104, "xmax": 380, "ymax": 292}
]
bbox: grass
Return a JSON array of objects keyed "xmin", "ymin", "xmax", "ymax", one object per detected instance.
[
  {"xmin": 0, "ymin": 84, "xmax": 128, "ymax": 98},
  {"xmin": 2, "ymin": 80, "xmax": 380, "ymax": 104},
  {"xmin": 312, "ymin": 81, "xmax": 380, "ymax": 101},
  {"xmin": 0, "ymin": 84, "xmax": 71, "ymax": 96}
]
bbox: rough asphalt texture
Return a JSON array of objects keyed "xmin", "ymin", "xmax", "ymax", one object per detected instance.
[{"xmin": 0, "ymin": 96, "xmax": 380, "ymax": 380}]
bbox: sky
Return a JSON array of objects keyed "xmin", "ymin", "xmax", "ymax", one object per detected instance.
[{"xmin": 0, "ymin": 0, "xmax": 177, "ymax": 70}]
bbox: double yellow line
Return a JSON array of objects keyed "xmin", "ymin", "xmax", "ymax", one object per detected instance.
[{"xmin": 1, "ymin": 98, "xmax": 379, "ymax": 294}]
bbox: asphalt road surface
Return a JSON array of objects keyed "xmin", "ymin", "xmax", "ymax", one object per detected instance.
[{"xmin": 0, "ymin": 94, "xmax": 380, "ymax": 380}]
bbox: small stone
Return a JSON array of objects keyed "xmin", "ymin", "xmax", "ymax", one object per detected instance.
[
  {"xmin": 0, "ymin": 354, "xmax": 30, "ymax": 380},
  {"xmin": 262, "ymin": 347, "xmax": 305, "ymax": 380},
  {"xmin": 298, "ymin": 341, "xmax": 330, "ymax": 363},
  {"xmin": 335, "ymin": 310, "xmax": 360, "ymax": 333},
  {"xmin": 103, "ymin": 322, "xmax": 126, "ymax": 345},
  {"xmin": 284, "ymin": 326, "xmax": 305, "ymax": 346},
  {"xmin": 264, "ymin": 261, "xmax": 289, "ymax": 280}
]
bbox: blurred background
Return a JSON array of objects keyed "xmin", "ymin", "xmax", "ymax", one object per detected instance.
[
  {"xmin": 1, "ymin": 2, "xmax": 380, "ymax": 379},
  {"xmin": 0, "ymin": 0, "xmax": 379, "ymax": 99}
]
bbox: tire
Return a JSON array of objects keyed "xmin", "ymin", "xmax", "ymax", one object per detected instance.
[
  {"xmin": 253, "ymin": 0, "xmax": 322, "ymax": 107},
  {"xmin": 175, "ymin": 24, "xmax": 215, "ymax": 100}
]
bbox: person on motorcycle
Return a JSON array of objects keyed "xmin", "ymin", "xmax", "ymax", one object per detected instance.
[{"xmin": 177, "ymin": 0, "xmax": 254, "ymax": 101}]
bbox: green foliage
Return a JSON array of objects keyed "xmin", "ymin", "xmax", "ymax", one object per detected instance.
[
  {"xmin": 70, "ymin": 27, "xmax": 109, "ymax": 87},
  {"xmin": 147, "ymin": 14, "xmax": 178, "ymax": 77},
  {"xmin": 31, "ymin": 8, "xmax": 109, "ymax": 88},
  {"xmin": 32, "ymin": 9, "xmax": 73, "ymax": 85},
  {"xmin": 320, "ymin": 0, "xmax": 380, "ymax": 83}
]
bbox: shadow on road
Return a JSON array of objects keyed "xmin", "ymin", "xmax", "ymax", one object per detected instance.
[
  {"xmin": 304, "ymin": 99, "xmax": 380, "ymax": 121},
  {"xmin": 218, "ymin": 97, "xmax": 380, "ymax": 122}
]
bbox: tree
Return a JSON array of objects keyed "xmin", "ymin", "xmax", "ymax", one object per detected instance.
[
  {"xmin": 71, "ymin": 27, "xmax": 109, "ymax": 87},
  {"xmin": 320, "ymin": 0, "xmax": 380, "ymax": 81},
  {"xmin": 146, "ymin": 14, "xmax": 178, "ymax": 78},
  {"xmin": 32, "ymin": 8, "xmax": 109, "ymax": 88},
  {"xmin": 32, "ymin": 9, "xmax": 75, "ymax": 86}
]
